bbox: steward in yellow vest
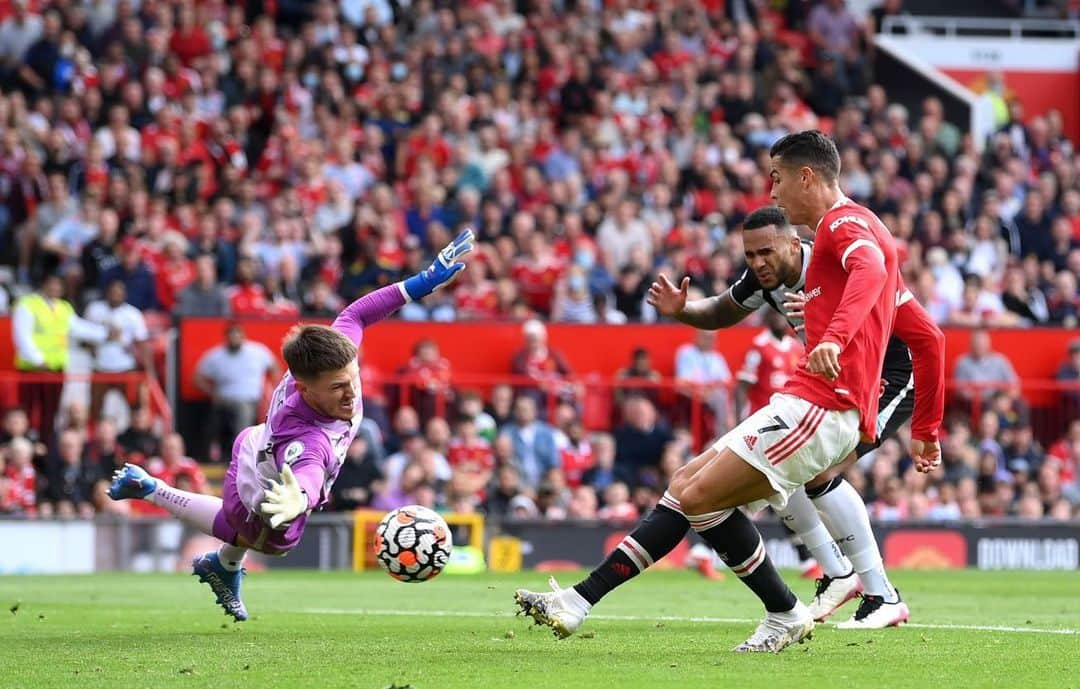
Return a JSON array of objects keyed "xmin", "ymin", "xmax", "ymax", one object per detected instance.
[{"xmin": 11, "ymin": 274, "xmax": 107, "ymax": 372}]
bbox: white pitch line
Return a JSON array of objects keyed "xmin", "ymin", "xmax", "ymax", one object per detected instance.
[{"xmin": 296, "ymin": 608, "xmax": 1079, "ymax": 636}]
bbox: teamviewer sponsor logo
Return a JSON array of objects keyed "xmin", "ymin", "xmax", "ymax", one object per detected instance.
[{"xmin": 804, "ymin": 286, "xmax": 822, "ymax": 302}]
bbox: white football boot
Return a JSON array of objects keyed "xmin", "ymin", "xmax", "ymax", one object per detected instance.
[
  {"xmin": 836, "ymin": 590, "xmax": 910, "ymax": 629},
  {"xmin": 513, "ymin": 576, "xmax": 591, "ymax": 639},
  {"xmin": 807, "ymin": 570, "xmax": 862, "ymax": 621},
  {"xmin": 732, "ymin": 600, "xmax": 816, "ymax": 653}
]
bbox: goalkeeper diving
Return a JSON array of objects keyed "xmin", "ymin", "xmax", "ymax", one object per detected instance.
[{"xmin": 108, "ymin": 230, "xmax": 476, "ymax": 620}]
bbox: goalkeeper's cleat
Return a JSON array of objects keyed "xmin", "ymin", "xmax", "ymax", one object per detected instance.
[
  {"xmin": 835, "ymin": 590, "xmax": 909, "ymax": 629},
  {"xmin": 732, "ymin": 601, "xmax": 815, "ymax": 653},
  {"xmin": 107, "ymin": 463, "xmax": 157, "ymax": 500},
  {"xmin": 513, "ymin": 576, "xmax": 590, "ymax": 639},
  {"xmin": 192, "ymin": 552, "xmax": 248, "ymax": 622},
  {"xmin": 807, "ymin": 569, "xmax": 862, "ymax": 621}
]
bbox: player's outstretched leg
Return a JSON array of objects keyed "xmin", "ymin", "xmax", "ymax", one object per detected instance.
[
  {"xmin": 513, "ymin": 490, "xmax": 692, "ymax": 638},
  {"xmin": 809, "ymin": 476, "xmax": 909, "ymax": 628},
  {"xmin": 109, "ymin": 463, "xmax": 251, "ymax": 621},
  {"xmin": 778, "ymin": 487, "xmax": 861, "ymax": 621},
  {"xmin": 109, "ymin": 463, "xmax": 223, "ymax": 532},
  {"xmin": 674, "ymin": 447, "xmax": 814, "ymax": 653},
  {"xmin": 192, "ymin": 545, "xmax": 249, "ymax": 622}
]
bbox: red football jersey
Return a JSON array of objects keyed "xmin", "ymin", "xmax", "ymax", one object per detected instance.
[
  {"xmin": 560, "ymin": 440, "xmax": 594, "ymax": 489},
  {"xmin": 783, "ymin": 198, "xmax": 899, "ymax": 442},
  {"xmin": 447, "ymin": 438, "xmax": 495, "ymax": 473},
  {"xmin": 738, "ymin": 330, "xmax": 804, "ymax": 414},
  {"xmin": 455, "ymin": 281, "xmax": 499, "ymax": 320},
  {"xmin": 511, "ymin": 256, "xmax": 564, "ymax": 315}
]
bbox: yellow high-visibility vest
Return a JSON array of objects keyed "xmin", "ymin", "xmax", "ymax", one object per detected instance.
[{"xmin": 14, "ymin": 294, "xmax": 73, "ymax": 371}]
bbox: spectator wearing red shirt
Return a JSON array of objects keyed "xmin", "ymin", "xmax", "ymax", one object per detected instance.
[
  {"xmin": 597, "ymin": 481, "xmax": 639, "ymax": 522},
  {"xmin": 2, "ymin": 437, "xmax": 37, "ymax": 516},
  {"xmin": 227, "ymin": 257, "xmax": 271, "ymax": 317},
  {"xmin": 511, "ymin": 228, "xmax": 565, "ymax": 316},
  {"xmin": 147, "ymin": 433, "xmax": 208, "ymax": 494},
  {"xmin": 398, "ymin": 114, "xmax": 452, "ymax": 179},
  {"xmin": 510, "ymin": 319, "xmax": 576, "ymax": 409},
  {"xmin": 559, "ymin": 419, "xmax": 594, "ymax": 489},
  {"xmin": 154, "ymin": 232, "xmax": 195, "ymax": 312},
  {"xmin": 653, "ymin": 31, "xmax": 694, "ymax": 79},
  {"xmin": 735, "ymin": 309, "xmax": 804, "ymax": 418},
  {"xmin": 454, "ymin": 256, "xmax": 499, "ymax": 320},
  {"xmin": 448, "ymin": 416, "xmax": 495, "ymax": 498},
  {"xmin": 168, "ymin": 4, "xmax": 211, "ymax": 67},
  {"xmin": 396, "ymin": 339, "xmax": 453, "ymax": 422}
]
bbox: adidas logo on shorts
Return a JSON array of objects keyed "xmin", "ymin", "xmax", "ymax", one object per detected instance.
[{"xmin": 744, "ymin": 435, "xmax": 758, "ymax": 450}]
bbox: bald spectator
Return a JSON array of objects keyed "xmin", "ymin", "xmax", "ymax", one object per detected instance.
[
  {"xmin": 675, "ymin": 329, "xmax": 734, "ymax": 435},
  {"xmin": 597, "ymin": 199, "xmax": 651, "ymax": 274},
  {"xmin": 954, "ymin": 328, "xmax": 1019, "ymax": 402},
  {"xmin": 612, "ymin": 395, "xmax": 673, "ymax": 486},
  {"xmin": 0, "ymin": 2, "xmax": 43, "ymax": 70},
  {"xmin": 39, "ymin": 429, "xmax": 99, "ymax": 519},
  {"xmin": 510, "ymin": 319, "xmax": 575, "ymax": 408},
  {"xmin": 175, "ymin": 255, "xmax": 231, "ymax": 317},
  {"xmin": 194, "ymin": 323, "xmax": 279, "ymax": 461}
]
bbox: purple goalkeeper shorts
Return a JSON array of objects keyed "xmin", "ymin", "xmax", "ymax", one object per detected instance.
[{"xmin": 212, "ymin": 426, "xmax": 308, "ymax": 555}]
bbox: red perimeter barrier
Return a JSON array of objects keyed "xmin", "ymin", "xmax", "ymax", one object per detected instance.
[{"xmin": 161, "ymin": 318, "xmax": 1077, "ymax": 403}]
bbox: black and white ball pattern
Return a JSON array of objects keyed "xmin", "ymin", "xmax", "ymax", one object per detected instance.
[{"xmin": 374, "ymin": 505, "xmax": 453, "ymax": 583}]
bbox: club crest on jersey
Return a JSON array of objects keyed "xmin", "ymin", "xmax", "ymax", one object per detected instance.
[
  {"xmin": 828, "ymin": 215, "xmax": 869, "ymax": 232},
  {"xmin": 284, "ymin": 441, "xmax": 304, "ymax": 465}
]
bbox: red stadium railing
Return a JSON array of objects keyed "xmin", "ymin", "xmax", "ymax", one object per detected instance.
[
  {"xmin": 0, "ymin": 370, "xmax": 173, "ymax": 433},
  {"xmin": 358, "ymin": 373, "xmax": 1080, "ymax": 449},
  {"xmin": 4, "ymin": 370, "xmax": 1077, "ymax": 452},
  {"xmin": 369, "ymin": 371, "xmax": 733, "ymax": 451},
  {"xmin": 947, "ymin": 380, "xmax": 1080, "ymax": 446}
]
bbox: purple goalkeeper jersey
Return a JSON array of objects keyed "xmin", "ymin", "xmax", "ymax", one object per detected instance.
[{"xmin": 224, "ymin": 284, "xmax": 405, "ymax": 549}]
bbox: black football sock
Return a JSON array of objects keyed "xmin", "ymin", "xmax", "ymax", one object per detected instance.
[
  {"xmin": 573, "ymin": 491, "xmax": 688, "ymax": 605},
  {"xmin": 687, "ymin": 508, "xmax": 798, "ymax": 613}
]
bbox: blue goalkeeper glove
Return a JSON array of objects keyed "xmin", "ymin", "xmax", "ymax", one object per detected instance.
[{"xmin": 402, "ymin": 228, "xmax": 476, "ymax": 301}]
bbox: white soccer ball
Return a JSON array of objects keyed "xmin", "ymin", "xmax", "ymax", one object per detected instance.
[{"xmin": 374, "ymin": 505, "xmax": 453, "ymax": 582}]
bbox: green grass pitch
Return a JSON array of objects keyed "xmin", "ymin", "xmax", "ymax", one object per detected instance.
[{"xmin": 1, "ymin": 569, "xmax": 1077, "ymax": 689}]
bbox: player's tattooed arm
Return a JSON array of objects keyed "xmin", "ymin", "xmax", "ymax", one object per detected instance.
[{"xmin": 647, "ymin": 274, "xmax": 751, "ymax": 329}]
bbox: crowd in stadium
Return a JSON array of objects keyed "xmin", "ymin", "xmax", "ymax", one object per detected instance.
[{"xmin": 0, "ymin": 0, "xmax": 1078, "ymax": 522}]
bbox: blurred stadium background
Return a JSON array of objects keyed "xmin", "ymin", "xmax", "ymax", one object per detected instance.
[{"xmin": 0, "ymin": 0, "xmax": 1079, "ymax": 580}]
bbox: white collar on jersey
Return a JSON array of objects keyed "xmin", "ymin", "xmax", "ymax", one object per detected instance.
[
  {"xmin": 813, "ymin": 195, "xmax": 852, "ymax": 233},
  {"xmin": 791, "ymin": 240, "xmax": 811, "ymax": 292}
]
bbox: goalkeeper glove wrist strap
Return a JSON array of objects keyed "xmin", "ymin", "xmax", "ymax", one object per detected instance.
[{"xmin": 402, "ymin": 273, "xmax": 436, "ymax": 302}]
